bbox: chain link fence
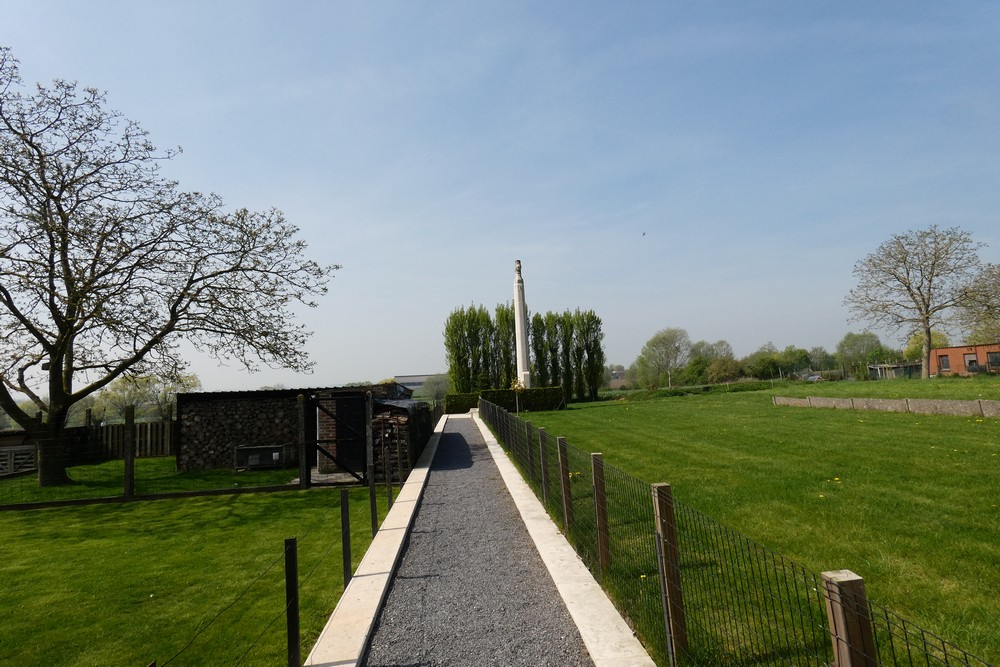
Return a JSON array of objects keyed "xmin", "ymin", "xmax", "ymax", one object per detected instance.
[{"xmin": 478, "ymin": 399, "xmax": 993, "ymax": 667}]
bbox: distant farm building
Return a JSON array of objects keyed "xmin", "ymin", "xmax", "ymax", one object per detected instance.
[
  {"xmin": 930, "ymin": 343, "xmax": 1000, "ymax": 376},
  {"xmin": 868, "ymin": 362, "xmax": 921, "ymax": 380},
  {"xmin": 394, "ymin": 374, "xmax": 442, "ymax": 392}
]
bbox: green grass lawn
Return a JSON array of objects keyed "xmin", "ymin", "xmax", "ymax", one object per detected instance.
[
  {"xmin": 0, "ymin": 487, "xmax": 391, "ymax": 666},
  {"xmin": 771, "ymin": 374, "xmax": 1000, "ymax": 400},
  {"xmin": 0, "ymin": 457, "xmax": 300, "ymax": 506},
  {"xmin": 527, "ymin": 383, "xmax": 1000, "ymax": 663}
]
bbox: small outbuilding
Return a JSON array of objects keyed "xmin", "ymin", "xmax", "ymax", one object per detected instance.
[
  {"xmin": 176, "ymin": 383, "xmax": 430, "ymax": 482},
  {"xmin": 929, "ymin": 343, "xmax": 1000, "ymax": 376}
]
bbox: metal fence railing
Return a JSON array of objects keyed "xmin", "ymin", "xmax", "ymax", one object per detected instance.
[{"xmin": 478, "ymin": 399, "xmax": 993, "ymax": 667}]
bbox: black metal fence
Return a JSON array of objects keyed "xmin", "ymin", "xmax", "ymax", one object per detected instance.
[
  {"xmin": 1, "ymin": 404, "xmax": 432, "ymax": 509},
  {"xmin": 478, "ymin": 399, "xmax": 993, "ymax": 667}
]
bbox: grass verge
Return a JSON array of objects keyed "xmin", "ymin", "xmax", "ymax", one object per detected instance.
[
  {"xmin": 0, "ymin": 457, "xmax": 298, "ymax": 506},
  {"xmin": 527, "ymin": 388, "xmax": 1000, "ymax": 663},
  {"xmin": 0, "ymin": 486, "xmax": 390, "ymax": 666}
]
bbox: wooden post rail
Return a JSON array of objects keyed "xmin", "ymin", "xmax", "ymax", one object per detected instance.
[{"xmin": 652, "ymin": 482, "xmax": 688, "ymax": 664}]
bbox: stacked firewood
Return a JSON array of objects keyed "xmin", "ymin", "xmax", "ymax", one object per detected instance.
[
  {"xmin": 177, "ymin": 398, "xmax": 298, "ymax": 471},
  {"xmin": 372, "ymin": 411, "xmax": 412, "ymax": 483}
]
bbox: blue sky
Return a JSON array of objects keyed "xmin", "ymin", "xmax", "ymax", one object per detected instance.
[{"xmin": 5, "ymin": 2, "xmax": 1000, "ymax": 390}]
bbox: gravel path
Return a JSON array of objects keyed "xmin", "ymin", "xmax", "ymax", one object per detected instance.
[{"xmin": 362, "ymin": 415, "xmax": 596, "ymax": 667}]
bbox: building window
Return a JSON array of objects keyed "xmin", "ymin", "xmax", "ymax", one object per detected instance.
[
  {"xmin": 938, "ymin": 355, "xmax": 950, "ymax": 372},
  {"xmin": 989, "ymin": 352, "xmax": 1000, "ymax": 369},
  {"xmin": 965, "ymin": 353, "xmax": 979, "ymax": 372}
]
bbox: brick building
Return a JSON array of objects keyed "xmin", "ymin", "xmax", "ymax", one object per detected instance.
[{"xmin": 930, "ymin": 343, "xmax": 1000, "ymax": 376}]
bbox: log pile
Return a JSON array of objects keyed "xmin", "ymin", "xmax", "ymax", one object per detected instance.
[
  {"xmin": 177, "ymin": 395, "xmax": 299, "ymax": 471},
  {"xmin": 372, "ymin": 410, "xmax": 412, "ymax": 484}
]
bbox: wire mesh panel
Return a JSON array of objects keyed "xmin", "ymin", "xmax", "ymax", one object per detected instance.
[
  {"xmin": 477, "ymin": 401, "xmax": 995, "ymax": 667},
  {"xmin": 0, "ymin": 433, "xmax": 123, "ymax": 506},
  {"xmin": 536, "ymin": 429, "xmax": 564, "ymax": 523},
  {"xmin": 868, "ymin": 598, "xmax": 993, "ymax": 667},
  {"xmin": 601, "ymin": 461, "xmax": 671, "ymax": 666},
  {"xmin": 563, "ymin": 441, "xmax": 600, "ymax": 572},
  {"xmin": 522, "ymin": 421, "xmax": 541, "ymax": 491},
  {"xmin": 670, "ymin": 500, "xmax": 832, "ymax": 666}
]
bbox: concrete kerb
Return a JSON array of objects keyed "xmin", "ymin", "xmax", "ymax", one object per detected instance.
[
  {"xmin": 470, "ymin": 409, "xmax": 657, "ymax": 667},
  {"xmin": 304, "ymin": 415, "xmax": 447, "ymax": 667}
]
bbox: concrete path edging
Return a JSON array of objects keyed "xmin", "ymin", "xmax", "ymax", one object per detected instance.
[
  {"xmin": 470, "ymin": 410, "xmax": 657, "ymax": 667},
  {"xmin": 304, "ymin": 415, "xmax": 447, "ymax": 667}
]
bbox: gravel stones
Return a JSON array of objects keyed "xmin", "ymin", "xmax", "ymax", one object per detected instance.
[{"xmin": 362, "ymin": 416, "xmax": 595, "ymax": 667}]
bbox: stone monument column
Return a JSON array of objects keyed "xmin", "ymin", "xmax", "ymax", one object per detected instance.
[{"xmin": 513, "ymin": 260, "xmax": 532, "ymax": 388}]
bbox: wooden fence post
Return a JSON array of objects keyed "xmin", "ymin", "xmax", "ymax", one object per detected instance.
[
  {"xmin": 821, "ymin": 570, "xmax": 877, "ymax": 667},
  {"xmin": 123, "ymin": 405, "xmax": 135, "ymax": 499},
  {"xmin": 538, "ymin": 427, "xmax": 549, "ymax": 508},
  {"xmin": 591, "ymin": 452, "xmax": 610, "ymax": 575},
  {"xmin": 557, "ymin": 437, "xmax": 573, "ymax": 531},
  {"xmin": 652, "ymin": 482, "xmax": 688, "ymax": 664}
]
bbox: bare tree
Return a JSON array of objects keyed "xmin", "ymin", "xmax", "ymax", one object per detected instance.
[
  {"xmin": 959, "ymin": 263, "xmax": 1000, "ymax": 344},
  {"xmin": 844, "ymin": 226, "xmax": 984, "ymax": 379},
  {"xmin": 0, "ymin": 48, "xmax": 335, "ymax": 484}
]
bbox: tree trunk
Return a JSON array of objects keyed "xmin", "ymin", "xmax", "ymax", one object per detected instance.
[
  {"xmin": 922, "ymin": 324, "xmax": 932, "ymax": 380},
  {"xmin": 36, "ymin": 418, "xmax": 72, "ymax": 487}
]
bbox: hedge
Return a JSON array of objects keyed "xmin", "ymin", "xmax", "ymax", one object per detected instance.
[{"xmin": 444, "ymin": 386, "xmax": 564, "ymax": 414}]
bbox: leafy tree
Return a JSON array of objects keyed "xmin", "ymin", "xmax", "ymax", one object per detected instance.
[
  {"xmin": 544, "ymin": 312, "xmax": 561, "ymax": 388},
  {"xmin": 0, "ymin": 49, "xmax": 333, "ymax": 485},
  {"xmin": 634, "ymin": 328, "xmax": 691, "ymax": 388},
  {"xmin": 414, "ymin": 374, "xmax": 450, "ymax": 402},
  {"xmin": 443, "ymin": 306, "xmax": 473, "ymax": 393},
  {"xmin": 707, "ymin": 357, "xmax": 743, "ymax": 383},
  {"xmin": 624, "ymin": 362, "xmax": 639, "ymax": 388},
  {"xmin": 530, "ymin": 313, "xmax": 548, "ymax": 387},
  {"xmin": 836, "ymin": 332, "xmax": 884, "ymax": 379},
  {"xmin": 902, "ymin": 331, "xmax": 950, "ymax": 362},
  {"xmin": 777, "ymin": 346, "xmax": 811, "ymax": 378},
  {"xmin": 444, "ymin": 302, "xmax": 604, "ymax": 401},
  {"xmin": 493, "ymin": 302, "xmax": 515, "ymax": 389},
  {"xmin": 867, "ymin": 345, "xmax": 900, "ymax": 365},
  {"xmin": 963, "ymin": 318, "xmax": 1000, "ymax": 346},
  {"xmin": 676, "ymin": 356, "xmax": 710, "ymax": 387},
  {"xmin": 571, "ymin": 318, "xmax": 586, "ymax": 401},
  {"xmin": 845, "ymin": 226, "xmax": 985, "ymax": 379},
  {"xmin": 742, "ymin": 343, "xmax": 780, "ymax": 380},
  {"xmin": 558, "ymin": 312, "xmax": 574, "ymax": 403},
  {"xmin": 573, "ymin": 309, "xmax": 605, "ymax": 401},
  {"xmin": 679, "ymin": 339, "xmax": 734, "ymax": 385},
  {"xmin": 808, "ymin": 346, "xmax": 837, "ymax": 371},
  {"xmin": 444, "ymin": 304, "xmax": 496, "ymax": 393},
  {"xmin": 258, "ymin": 383, "xmax": 290, "ymax": 390},
  {"xmin": 96, "ymin": 373, "xmax": 201, "ymax": 423},
  {"xmin": 470, "ymin": 305, "xmax": 493, "ymax": 390}
]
